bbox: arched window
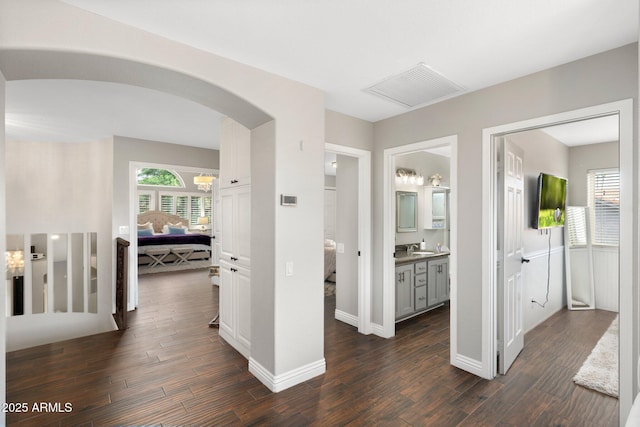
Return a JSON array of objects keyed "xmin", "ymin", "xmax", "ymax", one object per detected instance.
[{"xmin": 137, "ymin": 168, "xmax": 185, "ymax": 187}]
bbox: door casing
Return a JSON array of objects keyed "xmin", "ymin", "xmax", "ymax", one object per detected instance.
[{"xmin": 481, "ymin": 99, "xmax": 634, "ymax": 422}]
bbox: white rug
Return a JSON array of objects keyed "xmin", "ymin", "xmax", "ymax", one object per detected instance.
[{"xmin": 573, "ymin": 315, "xmax": 618, "ymax": 398}]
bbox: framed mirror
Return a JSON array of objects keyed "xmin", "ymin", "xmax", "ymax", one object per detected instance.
[
  {"xmin": 396, "ymin": 191, "xmax": 418, "ymax": 232},
  {"xmin": 565, "ymin": 206, "xmax": 595, "ymax": 310}
]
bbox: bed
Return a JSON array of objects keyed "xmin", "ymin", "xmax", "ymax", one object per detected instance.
[
  {"xmin": 324, "ymin": 239, "xmax": 336, "ymax": 281},
  {"xmin": 137, "ymin": 211, "xmax": 212, "ymax": 274}
]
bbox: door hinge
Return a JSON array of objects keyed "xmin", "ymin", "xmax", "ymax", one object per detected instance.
[{"xmin": 358, "ymin": 250, "xmax": 361, "ymax": 256}]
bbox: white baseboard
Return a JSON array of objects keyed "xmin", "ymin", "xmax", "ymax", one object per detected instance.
[
  {"xmin": 451, "ymin": 353, "xmax": 487, "ymax": 379},
  {"xmin": 335, "ymin": 309, "xmax": 358, "ymax": 328},
  {"xmin": 248, "ymin": 357, "xmax": 326, "ymax": 393},
  {"xmin": 370, "ymin": 322, "xmax": 387, "ymax": 338}
]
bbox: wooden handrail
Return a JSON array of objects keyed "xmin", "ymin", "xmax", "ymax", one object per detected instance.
[{"xmin": 114, "ymin": 238, "xmax": 130, "ymax": 330}]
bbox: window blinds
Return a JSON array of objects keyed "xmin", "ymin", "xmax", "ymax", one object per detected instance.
[
  {"xmin": 588, "ymin": 169, "xmax": 619, "ymax": 246},
  {"xmin": 566, "ymin": 206, "xmax": 587, "ymax": 248},
  {"xmin": 137, "ymin": 192, "xmax": 154, "ymax": 214},
  {"xmin": 157, "ymin": 191, "xmax": 213, "ymax": 228}
]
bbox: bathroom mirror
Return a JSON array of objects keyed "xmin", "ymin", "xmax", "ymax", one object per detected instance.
[
  {"xmin": 565, "ymin": 206, "xmax": 595, "ymax": 310},
  {"xmin": 396, "ymin": 191, "xmax": 418, "ymax": 232}
]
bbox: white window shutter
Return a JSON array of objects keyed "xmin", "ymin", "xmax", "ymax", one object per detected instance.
[{"xmin": 588, "ymin": 169, "xmax": 620, "ymax": 246}]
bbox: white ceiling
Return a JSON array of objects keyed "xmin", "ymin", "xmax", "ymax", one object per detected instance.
[
  {"xmin": 540, "ymin": 115, "xmax": 620, "ymax": 147},
  {"xmin": 6, "ymin": 80, "xmax": 222, "ymax": 148},
  {"xmin": 5, "ymin": 1, "xmax": 638, "ymax": 148}
]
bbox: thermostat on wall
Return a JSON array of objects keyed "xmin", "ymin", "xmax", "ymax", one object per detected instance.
[{"xmin": 280, "ymin": 194, "xmax": 297, "ymax": 206}]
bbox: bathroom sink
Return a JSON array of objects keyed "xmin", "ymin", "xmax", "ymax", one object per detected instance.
[{"xmin": 411, "ymin": 251, "xmax": 435, "ymax": 256}]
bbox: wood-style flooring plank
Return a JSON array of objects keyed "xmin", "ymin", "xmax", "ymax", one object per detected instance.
[{"xmin": 6, "ymin": 271, "xmax": 619, "ymax": 426}]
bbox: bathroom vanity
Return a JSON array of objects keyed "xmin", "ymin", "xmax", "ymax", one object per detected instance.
[{"xmin": 395, "ymin": 250, "xmax": 449, "ymax": 321}]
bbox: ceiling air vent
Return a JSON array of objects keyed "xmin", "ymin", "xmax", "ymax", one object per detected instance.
[{"xmin": 364, "ymin": 63, "xmax": 464, "ymax": 108}]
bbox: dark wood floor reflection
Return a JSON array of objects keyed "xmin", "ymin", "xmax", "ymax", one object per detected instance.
[{"xmin": 7, "ymin": 271, "xmax": 618, "ymax": 426}]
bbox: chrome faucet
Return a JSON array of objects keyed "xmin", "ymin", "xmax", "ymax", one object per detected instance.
[{"xmin": 407, "ymin": 243, "xmax": 419, "ymax": 255}]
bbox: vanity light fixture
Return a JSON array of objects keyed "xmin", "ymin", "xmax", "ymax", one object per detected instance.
[
  {"xmin": 194, "ymin": 174, "xmax": 216, "ymax": 192},
  {"xmin": 396, "ymin": 168, "xmax": 424, "ymax": 186}
]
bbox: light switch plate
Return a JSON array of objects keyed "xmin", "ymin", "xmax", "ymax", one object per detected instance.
[
  {"xmin": 337, "ymin": 243, "xmax": 345, "ymax": 253},
  {"xmin": 285, "ymin": 261, "xmax": 294, "ymax": 276},
  {"xmin": 119, "ymin": 225, "xmax": 129, "ymax": 234}
]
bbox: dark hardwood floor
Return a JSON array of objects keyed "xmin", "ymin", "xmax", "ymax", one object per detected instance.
[{"xmin": 7, "ymin": 270, "xmax": 618, "ymax": 426}]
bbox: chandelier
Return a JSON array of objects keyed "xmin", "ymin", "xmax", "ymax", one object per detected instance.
[{"xmin": 193, "ymin": 174, "xmax": 216, "ymax": 192}]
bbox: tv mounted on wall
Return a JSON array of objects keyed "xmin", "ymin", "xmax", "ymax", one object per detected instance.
[{"xmin": 533, "ymin": 172, "xmax": 567, "ymax": 229}]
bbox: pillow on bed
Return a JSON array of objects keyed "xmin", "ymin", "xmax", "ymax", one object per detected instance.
[
  {"xmin": 162, "ymin": 222, "xmax": 186, "ymax": 233},
  {"xmin": 138, "ymin": 228, "xmax": 154, "ymax": 236},
  {"xmin": 168, "ymin": 226, "xmax": 187, "ymax": 235},
  {"xmin": 137, "ymin": 221, "xmax": 153, "ymax": 231}
]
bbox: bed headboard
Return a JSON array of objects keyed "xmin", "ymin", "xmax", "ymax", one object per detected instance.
[{"xmin": 137, "ymin": 210, "xmax": 190, "ymax": 233}]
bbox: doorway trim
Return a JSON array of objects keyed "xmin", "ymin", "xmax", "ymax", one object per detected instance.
[
  {"xmin": 382, "ymin": 135, "xmax": 458, "ymax": 339},
  {"xmin": 481, "ymin": 99, "xmax": 634, "ymax": 421},
  {"xmin": 129, "ymin": 161, "xmax": 218, "ymax": 311},
  {"xmin": 324, "ymin": 143, "xmax": 372, "ymax": 334}
]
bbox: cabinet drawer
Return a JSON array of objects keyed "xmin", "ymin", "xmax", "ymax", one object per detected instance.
[
  {"xmin": 415, "ymin": 285, "xmax": 427, "ymax": 311},
  {"xmin": 415, "ymin": 273, "xmax": 427, "ymax": 287},
  {"xmin": 415, "ymin": 261, "xmax": 427, "ymax": 274}
]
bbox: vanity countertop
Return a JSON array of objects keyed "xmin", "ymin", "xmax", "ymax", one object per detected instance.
[{"xmin": 395, "ymin": 250, "xmax": 450, "ymax": 265}]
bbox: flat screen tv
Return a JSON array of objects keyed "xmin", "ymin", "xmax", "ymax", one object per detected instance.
[{"xmin": 533, "ymin": 172, "xmax": 567, "ymax": 229}]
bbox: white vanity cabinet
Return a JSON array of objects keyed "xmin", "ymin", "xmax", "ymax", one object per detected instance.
[
  {"xmin": 424, "ymin": 186, "xmax": 448, "ymax": 230},
  {"xmin": 218, "ymin": 116, "xmax": 251, "ymax": 358}
]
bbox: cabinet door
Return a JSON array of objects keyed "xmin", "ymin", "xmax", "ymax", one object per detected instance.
[
  {"xmin": 220, "ymin": 190, "xmax": 235, "ymax": 262},
  {"xmin": 219, "ymin": 186, "xmax": 251, "ymax": 267},
  {"xmin": 220, "ymin": 117, "xmax": 251, "ymax": 188},
  {"xmin": 437, "ymin": 259, "xmax": 450, "ymax": 302},
  {"xmin": 395, "ymin": 264, "xmax": 414, "ymax": 319},
  {"xmin": 427, "ymin": 260, "xmax": 440, "ymax": 306},
  {"xmin": 236, "ymin": 266, "xmax": 251, "ymax": 353},
  {"xmin": 235, "ymin": 186, "xmax": 251, "ymax": 267},
  {"xmin": 428, "ymin": 257, "xmax": 449, "ymax": 306},
  {"xmin": 218, "ymin": 261, "xmax": 234, "ymax": 337}
]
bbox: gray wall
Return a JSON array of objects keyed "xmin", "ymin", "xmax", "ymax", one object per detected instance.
[
  {"xmin": 326, "ymin": 110, "xmax": 374, "ymax": 151},
  {"xmin": 372, "ymin": 43, "xmax": 637, "ymax": 361},
  {"xmin": 335, "ymin": 154, "xmax": 359, "ymax": 317},
  {"xmin": 568, "ymin": 141, "xmax": 619, "ymax": 206}
]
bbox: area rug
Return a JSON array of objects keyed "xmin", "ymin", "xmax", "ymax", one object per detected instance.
[
  {"xmin": 573, "ymin": 315, "xmax": 618, "ymax": 398},
  {"xmin": 324, "ymin": 282, "xmax": 336, "ymax": 296}
]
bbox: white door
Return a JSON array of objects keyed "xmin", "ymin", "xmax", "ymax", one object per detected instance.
[{"xmin": 498, "ymin": 137, "xmax": 525, "ymax": 374}]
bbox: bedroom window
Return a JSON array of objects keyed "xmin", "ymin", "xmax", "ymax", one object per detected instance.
[
  {"xmin": 158, "ymin": 191, "xmax": 213, "ymax": 228},
  {"xmin": 137, "ymin": 168, "xmax": 185, "ymax": 188},
  {"xmin": 137, "ymin": 191, "xmax": 155, "ymax": 214},
  {"xmin": 588, "ymin": 168, "xmax": 619, "ymax": 246}
]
